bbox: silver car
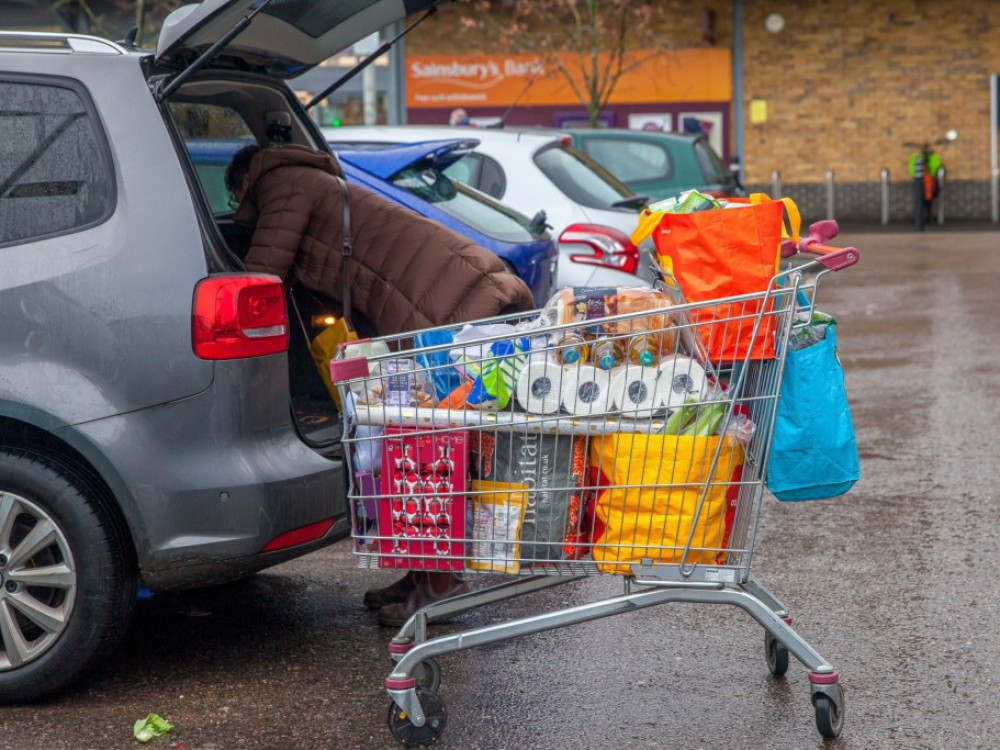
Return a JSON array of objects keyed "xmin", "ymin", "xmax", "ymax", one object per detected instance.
[{"xmin": 0, "ymin": 0, "xmax": 445, "ymax": 702}]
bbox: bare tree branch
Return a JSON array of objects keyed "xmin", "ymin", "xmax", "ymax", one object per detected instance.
[
  {"xmin": 465, "ymin": 0, "xmax": 674, "ymax": 126},
  {"xmin": 47, "ymin": 0, "xmax": 183, "ymax": 43}
]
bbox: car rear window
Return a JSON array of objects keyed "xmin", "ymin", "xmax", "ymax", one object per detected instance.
[
  {"xmin": 263, "ymin": 0, "xmax": 381, "ymax": 39},
  {"xmin": 0, "ymin": 77, "xmax": 114, "ymax": 246},
  {"xmin": 532, "ymin": 142, "xmax": 634, "ymax": 211},
  {"xmin": 391, "ymin": 165, "xmax": 536, "ymax": 244},
  {"xmin": 443, "ymin": 153, "xmax": 506, "ymax": 199},
  {"xmin": 171, "ymin": 103, "xmax": 256, "ymax": 214},
  {"xmin": 579, "ymin": 136, "xmax": 674, "ymax": 183}
]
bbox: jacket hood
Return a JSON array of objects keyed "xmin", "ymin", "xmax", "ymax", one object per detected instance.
[
  {"xmin": 235, "ymin": 144, "xmax": 343, "ymax": 225},
  {"xmin": 249, "ymin": 144, "xmax": 343, "ymax": 183}
]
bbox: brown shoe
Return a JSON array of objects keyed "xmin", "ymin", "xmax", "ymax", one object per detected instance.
[
  {"xmin": 363, "ymin": 571, "xmax": 421, "ymax": 610},
  {"xmin": 376, "ymin": 573, "xmax": 470, "ymax": 627}
]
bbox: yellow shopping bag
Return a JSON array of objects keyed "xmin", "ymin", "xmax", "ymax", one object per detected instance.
[
  {"xmin": 588, "ymin": 432, "xmax": 744, "ymax": 574},
  {"xmin": 310, "ymin": 316, "xmax": 357, "ymax": 411}
]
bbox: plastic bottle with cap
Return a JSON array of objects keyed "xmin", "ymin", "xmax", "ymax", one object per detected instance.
[
  {"xmin": 628, "ymin": 334, "xmax": 660, "ymax": 367},
  {"xmin": 552, "ymin": 331, "xmax": 588, "ymax": 365},
  {"xmin": 591, "ymin": 336, "xmax": 624, "ymax": 370}
]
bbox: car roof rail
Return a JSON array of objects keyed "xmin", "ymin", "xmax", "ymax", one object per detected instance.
[{"xmin": 0, "ymin": 31, "xmax": 125, "ymax": 55}]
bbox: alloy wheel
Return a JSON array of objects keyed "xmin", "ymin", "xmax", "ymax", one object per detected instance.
[{"xmin": 0, "ymin": 491, "xmax": 77, "ymax": 670}]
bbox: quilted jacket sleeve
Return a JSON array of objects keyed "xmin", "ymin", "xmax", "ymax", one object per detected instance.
[{"xmin": 243, "ymin": 175, "xmax": 313, "ymax": 280}]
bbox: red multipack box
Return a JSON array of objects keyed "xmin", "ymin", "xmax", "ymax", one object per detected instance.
[{"xmin": 378, "ymin": 427, "xmax": 468, "ymax": 570}]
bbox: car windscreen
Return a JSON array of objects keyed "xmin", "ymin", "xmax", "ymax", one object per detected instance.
[
  {"xmin": 391, "ymin": 164, "xmax": 539, "ymax": 243},
  {"xmin": 532, "ymin": 142, "xmax": 635, "ymax": 210},
  {"xmin": 693, "ymin": 138, "xmax": 735, "ymax": 186}
]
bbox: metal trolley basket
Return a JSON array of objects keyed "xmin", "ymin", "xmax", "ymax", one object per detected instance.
[{"xmin": 332, "ymin": 241, "xmax": 858, "ymax": 746}]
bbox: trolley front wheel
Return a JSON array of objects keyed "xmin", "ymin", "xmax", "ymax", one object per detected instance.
[
  {"xmin": 813, "ymin": 693, "xmax": 844, "ymax": 739},
  {"xmin": 413, "ymin": 658, "xmax": 441, "ymax": 693},
  {"xmin": 764, "ymin": 632, "xmax": 789, "ymax": 677},
  {"xmin": 388, "ymin": 688, "xmax": 447, "ymax": 747}
]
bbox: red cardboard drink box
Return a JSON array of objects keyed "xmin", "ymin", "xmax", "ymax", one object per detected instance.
[{"xmin": 379, "ymin": 427, "xmax": 468, "ymax": 570}]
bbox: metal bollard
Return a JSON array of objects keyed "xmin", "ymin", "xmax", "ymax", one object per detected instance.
[
  {"xmin": 771, "ymin": 170, "xmax": 781, "ymax": 198},
  {"xmin": 936, "ymin": 167, "xmax": 945, "ymax": 225},
  {"xmin": 826, "ymin": 169, "xmax": 835, "ymax": 220},
  {"xmin": 993, "ymin": 167, "xmax": 1000, "ymax": 223},
  {"xmin": 880, "ymin": 168, "xmax": 890, "ymax": 225}
]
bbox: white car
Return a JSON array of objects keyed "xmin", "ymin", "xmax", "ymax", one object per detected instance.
[{"xmin": 323, "ymin": 125, "xmax": 656, "ymax": 289}]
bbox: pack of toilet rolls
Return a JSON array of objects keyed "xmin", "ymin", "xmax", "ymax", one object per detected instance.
[{"xmin": 415, "ymin": 286, "xmax": 717, "ymax": 420}]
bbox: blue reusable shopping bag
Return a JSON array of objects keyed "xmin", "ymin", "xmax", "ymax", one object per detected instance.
[
  {"xmin": 414, "ymin": 330, "xmax": 460, "ymax": 401},
  {"xmin": 766, "ymin": 318, "xmax": 860, "ymax": 501}
]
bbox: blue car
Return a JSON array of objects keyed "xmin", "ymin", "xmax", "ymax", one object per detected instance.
[
  {"xmin": 333, "ymin": 139, "xmax": 555, "ymax": 307},
  {"xmin": 185, "ymin": 138, "xmax": 556, "ymax": 308}
]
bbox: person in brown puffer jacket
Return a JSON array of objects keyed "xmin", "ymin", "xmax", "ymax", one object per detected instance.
[
  {"xmin": 227, "ymin": 143, "xmax": 534, "ymax": 336},
  {"xmin": 226, "ymin": 143, "xmax": 534, "ymax": 627}
]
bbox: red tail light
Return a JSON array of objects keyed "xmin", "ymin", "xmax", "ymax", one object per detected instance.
[
  {"xmin": 192, "ymin": 275, "xmax": 289, "ymax": 360},
  {"xmin": 559, "ymin": 223, "xmax": 640, "ymax": 275}
]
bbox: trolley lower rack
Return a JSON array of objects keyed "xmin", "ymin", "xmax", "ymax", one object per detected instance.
[{"xmin": 383, "ymin": 573, "xmax": 843, "ymax": 746}]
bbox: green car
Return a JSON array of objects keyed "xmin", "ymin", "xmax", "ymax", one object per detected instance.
[{"xmin": 564, "ymin": 128, "xmax": 742, "ymax": 202}]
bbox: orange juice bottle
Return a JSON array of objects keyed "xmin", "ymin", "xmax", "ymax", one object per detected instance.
[
  {"xmin": 591, "ymin": 336, "xmax": 624, "ymax": 370},
  {"xmin": 553, "ymin": 332, "xmax": 588, "ymax": 364}
]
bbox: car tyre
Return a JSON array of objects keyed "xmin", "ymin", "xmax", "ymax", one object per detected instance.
[{"xmin": 0, "ymin": 449, "xmax": 137, "ymax": 703}]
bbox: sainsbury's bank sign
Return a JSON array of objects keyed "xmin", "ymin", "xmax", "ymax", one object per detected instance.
[{"xmin": 407, "ymin": 49, "xmax": 731, "ymax": 109}]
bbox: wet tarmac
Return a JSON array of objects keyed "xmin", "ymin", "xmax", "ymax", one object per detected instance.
[{"xmin": 2, "ymin": 225, "xmax": 999, "ymax": 749}]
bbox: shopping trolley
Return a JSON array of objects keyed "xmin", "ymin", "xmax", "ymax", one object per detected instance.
[{"xmin": 331, "ymin": 241, "xmax": 858, "ymax": 746}]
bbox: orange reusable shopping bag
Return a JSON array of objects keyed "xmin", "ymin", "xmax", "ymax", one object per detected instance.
[{"xmin": 637, "ymin": 194, "xmax": 800, "ymax": 362}]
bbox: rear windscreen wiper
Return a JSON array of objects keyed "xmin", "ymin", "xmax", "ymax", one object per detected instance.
[
  {"xmin": 528, "ymin": 210, "xmax": 549, "ymax": 237},
  {"xmin": 0, "ymin": 113, "xmax": 83, "ymax": 196},
  {"xmin": 612, "ymin": 195, "xmax": 650, "ymax": 210},
  {"xmin": 306, "ymin": 7, "xmax": 438, "ymax": 110}
]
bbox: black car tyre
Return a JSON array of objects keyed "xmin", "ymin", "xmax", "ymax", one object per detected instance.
[{"xmin": 0, "ymin": 449, "xmax": 137, "ymax": 703}]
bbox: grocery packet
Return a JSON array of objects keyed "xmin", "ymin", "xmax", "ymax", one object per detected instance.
[
  {"xmin": 468, "ymin": 479, "xmax": 528, "ymax": 573},
  {"xmin": 473, "ymin": 432, "xmax": 584, "ymax": 562}
]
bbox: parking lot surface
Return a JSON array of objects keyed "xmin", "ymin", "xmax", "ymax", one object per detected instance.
[{"xmin": 3, "ymin": 226, "xmax": 1000, "ymax": 749}]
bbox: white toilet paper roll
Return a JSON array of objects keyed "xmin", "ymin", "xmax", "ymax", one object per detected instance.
[
  {"xmin": 610, "ymin": 364, "xmax": 661, "ymax": 418},
  {"xmin": 655, "ymin": 355, "xmax": 709, "ymax": 410},
  {"xmin": 561, "ymin": 365, "xmax": 613, "ymax": 417},
  {"xmin": 515, "ymin": 360, "xmax": 565, "ymax": 414}
]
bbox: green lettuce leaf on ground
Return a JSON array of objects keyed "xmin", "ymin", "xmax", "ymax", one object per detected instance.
[{"xmin": 133, "ymin": 713, "xmax": 174, "ymax": 743}]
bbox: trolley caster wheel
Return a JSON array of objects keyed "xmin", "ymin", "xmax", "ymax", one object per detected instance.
[
  {"xmin": 813, "ymin": 692, "xmax": 844, "ymax": 739},
  {"xmin": 413, "ymin": 657, "xmax": 441, "ymax": 693},
  {"xmin": 387, "ymin": 688, "xmax": 447, "ymax": 747},
  {"xmin": 764, "ymin": 631, "xmax": 789, "ymax": 677}
]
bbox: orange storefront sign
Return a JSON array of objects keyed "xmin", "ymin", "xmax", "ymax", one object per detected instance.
[{"xmin": 407, "ymin": 48, "xmax": 731, "ymax": 108}]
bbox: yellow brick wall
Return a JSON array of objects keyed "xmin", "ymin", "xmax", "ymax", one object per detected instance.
[
  {"xmin": 742, "ymin": 0, "xmax": 999, "ymax": 183},
  {"xmin": 410, "ymin": 1, "xmax": 999, "ymax": 184}
]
